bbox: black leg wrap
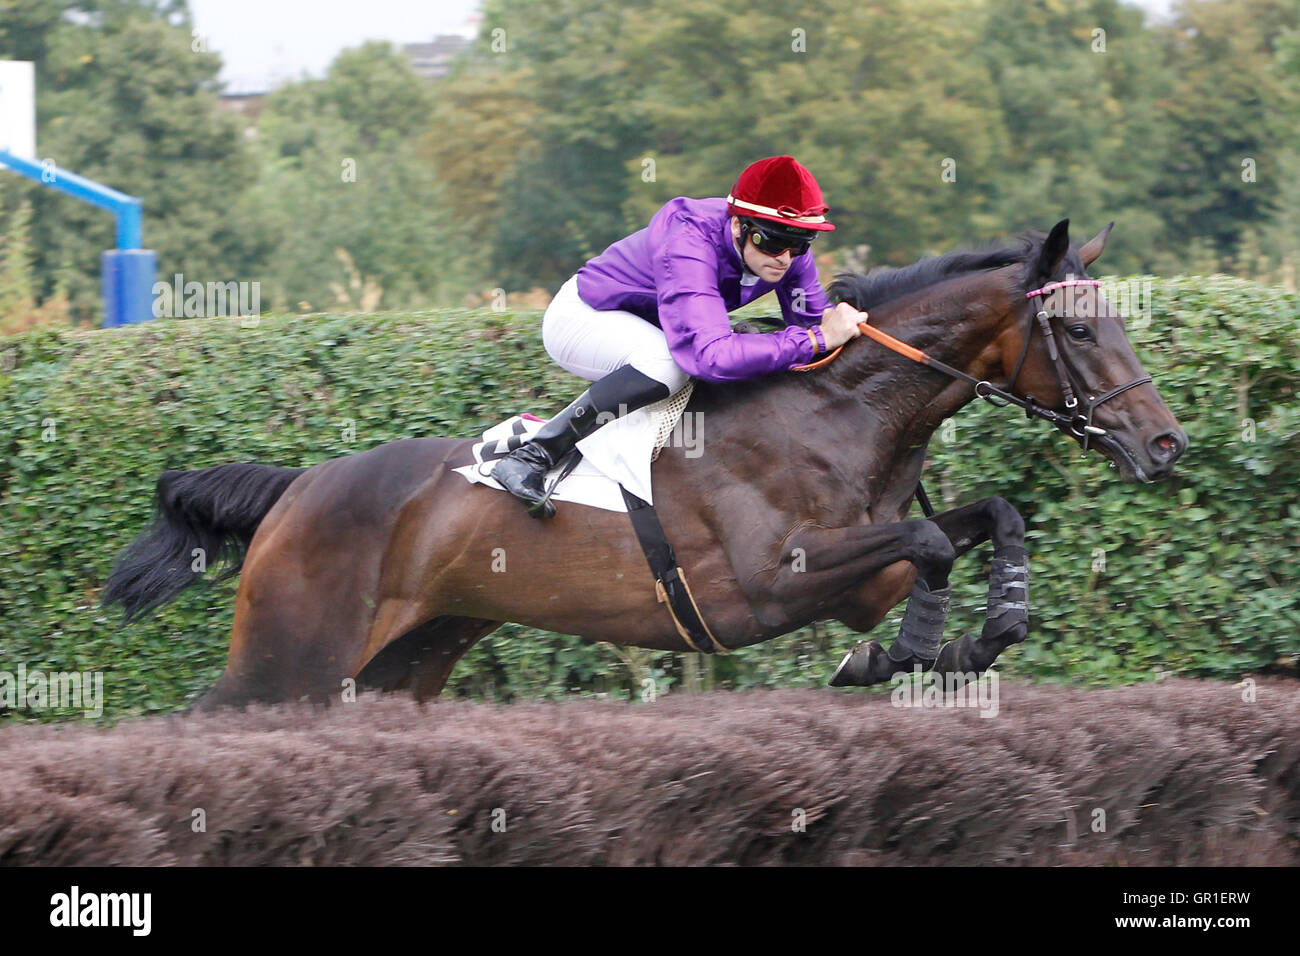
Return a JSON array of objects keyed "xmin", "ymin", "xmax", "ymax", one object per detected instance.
[
  {"xmin": 986, "ymin": 545, "xmax": 1029, "ymax": 635},
  {"xmin": 886, "ymin": 579, "xmax": 952, "ymax": 663}
]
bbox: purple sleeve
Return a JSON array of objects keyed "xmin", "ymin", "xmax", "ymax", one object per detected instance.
[
  {"xmin": 654, "ymin": 226, "xmax": 815, "ymax": 383},
  {"xmin": 777, "ymin": 253, "xmax": 832, "ymax": 328}
]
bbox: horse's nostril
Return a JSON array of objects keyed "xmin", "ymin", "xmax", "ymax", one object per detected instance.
[{"xmin": 1149, "ymin": 431, "xmax": 1183, "ymax": 462}]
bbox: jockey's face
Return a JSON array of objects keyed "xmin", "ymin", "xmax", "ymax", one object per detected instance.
[{"xmin": 731, "ymin": 216, "xmax": 795, "ymax": 283}]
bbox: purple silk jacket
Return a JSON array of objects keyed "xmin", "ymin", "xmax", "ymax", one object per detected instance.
[{"xmin": 575, "ymin": 197, "xmax": 832, "ymax": 383}]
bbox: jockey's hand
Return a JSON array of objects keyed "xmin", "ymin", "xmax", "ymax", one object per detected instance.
[{"xmin": 819, "ymin": 302, "xmax": 867, "ymax": 349}]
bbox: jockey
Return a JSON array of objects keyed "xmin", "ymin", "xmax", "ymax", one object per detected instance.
[{"xmin": 491, "ymin": 154, "xmax": 866, "ymax": 517}]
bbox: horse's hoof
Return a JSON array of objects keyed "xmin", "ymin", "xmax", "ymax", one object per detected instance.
[
  {"xmin": 981, "ymin": 617, "xmax": 1027, "ymax": 646},
  {"xmin": 932, "ymin": 632, "xmax": 1003, "ymax": 682},
  {"xmin": 829, "ymin": 640, "xmax": 887, "ymax": 687},
  {"xmin": 932, "ymin": 634, "xmax": 970, "ymax": 677}
]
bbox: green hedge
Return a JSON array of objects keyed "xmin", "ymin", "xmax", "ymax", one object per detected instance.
[{"xmin": 1, "ymin": 276, "xmax": 1297, "ymax": 720}]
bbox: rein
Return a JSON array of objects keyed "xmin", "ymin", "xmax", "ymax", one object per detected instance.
[{"xmin": 793, "ymin": 279, "xmax": 1151, "ymax": 453}]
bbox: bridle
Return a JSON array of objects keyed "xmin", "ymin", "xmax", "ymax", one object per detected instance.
[
  {"xmin": 794, "ymin": 277, "xmax": 1151, "ymax": 454},
  {"xmin": 994, "ymin": 279, "xmax": 1151, "ymax": 452}
]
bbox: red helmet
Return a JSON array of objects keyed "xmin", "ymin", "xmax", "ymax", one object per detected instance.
[{"xmin": 726, "ymin": 155, "xmax": 835, "ymax": 232}]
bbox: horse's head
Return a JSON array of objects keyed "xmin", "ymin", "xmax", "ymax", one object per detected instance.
[{"xmin": 998, "ymin": 219, "xmax": 1187, "ymax": 482}]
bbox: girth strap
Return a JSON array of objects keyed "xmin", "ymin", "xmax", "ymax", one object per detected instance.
[{"xmin": 619, "ymin": 485, "xmax": 728, "ymax": 654}]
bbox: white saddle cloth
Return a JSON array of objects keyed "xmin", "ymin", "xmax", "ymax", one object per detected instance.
[{"xmin": 451, "ymin": 382, "xmax": 694, "ymax": 513}]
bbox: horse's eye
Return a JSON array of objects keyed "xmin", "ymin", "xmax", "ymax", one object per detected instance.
[{"xmin": 1066, "ymin": 325, "xmax": 1092, "ymax": 341}]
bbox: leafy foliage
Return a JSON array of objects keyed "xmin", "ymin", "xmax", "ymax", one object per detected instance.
[
  {"xmin": 243, "ymin": 42, "xmax": 487, "ymax": 312},
  {"xmin": 446, "ymin": 0, "xmax": 1300, "ymax": 282},
  {"xmin": 3, "ymin": 0, "xmax": 1300, "ymax": 321}
]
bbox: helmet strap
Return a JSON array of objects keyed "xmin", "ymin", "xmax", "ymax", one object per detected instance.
[{"xmin": 736, "ymin": 218, "xmax": 758, "ymax": 275}]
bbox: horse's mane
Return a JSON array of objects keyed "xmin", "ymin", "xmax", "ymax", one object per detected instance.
[{"xmin": 828, "ymin": 232, "xmax": 1049, "ymax": 310}]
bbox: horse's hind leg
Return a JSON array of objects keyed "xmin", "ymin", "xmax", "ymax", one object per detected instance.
[
  {"xmin": 195, "ymin": 588, "xmax": 378, "ymax": 711},
  {"xmin": 192, "ymin": 512, "xmax": 393, "ymax": 711},
  {"xmin": 357, "ymin": 615, "xmax": 502, "ymax": 701}
]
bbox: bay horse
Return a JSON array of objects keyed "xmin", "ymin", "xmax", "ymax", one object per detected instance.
[{"xmin": 103, "ymin": 220, "xmax": 1186, "ymax": 708}]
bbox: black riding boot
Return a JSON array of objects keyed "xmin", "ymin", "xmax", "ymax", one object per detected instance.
[{"xmin": 490, "ymin": 365, "xmax": 672, "ymax": 518}]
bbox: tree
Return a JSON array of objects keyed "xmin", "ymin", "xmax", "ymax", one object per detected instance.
[
  {"xmin": 460, "ymin": 0, "xmax": 1011, "ymax": 282},
  {"xmin": 975, "ymin": 0, "xmax": 1178, "ymax": 273},
  {"xmin": 1150, "ymin": 0, "xmax": 1300, "ymax": 267},
  {"xmin": 245, "ymin": 42, "xmax": 481, "ymax": 311}
]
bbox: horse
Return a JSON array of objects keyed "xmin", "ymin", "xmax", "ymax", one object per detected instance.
[{"xmin": 102, "ymin": 219, "xmax": 1187, "ymax": 708}]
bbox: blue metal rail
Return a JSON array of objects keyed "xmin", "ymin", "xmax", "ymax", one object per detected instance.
[{"xmin": 0, "ymin": 148, "xmax": 156, "ymax": 326}]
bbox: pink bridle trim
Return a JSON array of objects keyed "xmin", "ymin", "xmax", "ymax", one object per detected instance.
[{"xmin": 1025, "ymin": 279, "xmax": 1102, "ymax": 299}]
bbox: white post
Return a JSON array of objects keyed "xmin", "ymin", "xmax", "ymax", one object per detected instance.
[{"xmin": 0, "ymin": 60, "xmax": 36, "ymax": 161}]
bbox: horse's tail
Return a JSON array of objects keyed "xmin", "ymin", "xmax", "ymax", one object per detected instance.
[{"xmin": 102, "ymin": 463, "xmax": 307, "ymax": 624}]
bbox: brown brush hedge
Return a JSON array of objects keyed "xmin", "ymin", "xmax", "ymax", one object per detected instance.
[{"xmin": 1, "ymin": 678, "xmax": 1295, "ymax": 866}]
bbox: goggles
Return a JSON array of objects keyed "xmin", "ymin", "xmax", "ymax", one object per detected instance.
[{"xmin": 743, "ymin": 219, "xmax": 816, "ymax": 257}]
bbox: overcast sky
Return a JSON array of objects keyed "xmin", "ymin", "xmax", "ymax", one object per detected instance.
[
  {"xmin": 189, "ymin": 0, "xmax": 483, "ymax": 93},
  {"xmin": 189, "ymin": 0, "xmax": 1180, "ymax": 94}
]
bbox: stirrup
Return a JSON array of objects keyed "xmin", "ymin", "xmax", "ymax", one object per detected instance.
[{"xmin": 528, "ymin": 450, "xmax": 582, "ymax": 518}]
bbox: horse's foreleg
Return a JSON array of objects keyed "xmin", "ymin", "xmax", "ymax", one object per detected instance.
[
  {"xmin": 357, "ymin": 615, "xmax": 502, "ymax": 701},
  {"xmin": 766, "ymin": 519, "xmax": 956, "ymax": 603},
  {"xmin": 925, "ymin": 496, "xmax": 1029, "ymax": 677},
  {"xmin": 748, "ymin": 519, "xmax": 957, "ymax": 686}
]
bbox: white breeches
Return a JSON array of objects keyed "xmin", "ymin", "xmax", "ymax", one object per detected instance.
[{"xmin": 542, "ymin": 276, "xmax": 692, "ymax": 392}]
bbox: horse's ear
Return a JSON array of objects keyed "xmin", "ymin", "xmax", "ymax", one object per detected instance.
[
  {"xmin": 1034, "ymin": 219, "xmax": 1071, "ymax": 280},
  {"xmin": 1078, "ymin": 221, "xmax": 1114, "ymax": 267}
]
